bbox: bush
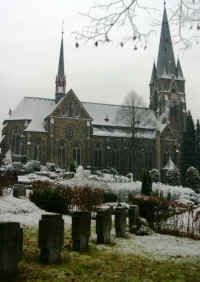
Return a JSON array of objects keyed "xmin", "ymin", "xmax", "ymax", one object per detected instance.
[
  {"xmin": 141, "ymin": 169, "xmax": 152, "ymax": 196},
  {"xmin": 30, "ymin": 181, "xmax": 103, "ymax": 213},
  {"xmin": 128, "ymin": 194, "xmax": 172, "ymax": 230},
  {"xmin": 166, "ymin": 169, "xmax": 181, "ymax": 186},
  {"xmin": 103, "ymin": 190, "xmax": 118, "ymax": 203},
  {"xmin": 185, "ymin": 166, "xmax": 200, "ymax": 192},
  {"xmin": 149, "ymin": 169, "xmax": 160, "ymax": 183}
]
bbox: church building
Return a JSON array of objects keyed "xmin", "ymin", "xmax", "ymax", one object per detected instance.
[{"xmin": 0, "ymin": 6, "xmax": 186, "ymax": 177}]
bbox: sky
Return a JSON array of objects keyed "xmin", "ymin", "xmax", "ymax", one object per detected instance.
[{"xmin": 1, "ymin": 0, "xmax": 200, "ymax": 130}]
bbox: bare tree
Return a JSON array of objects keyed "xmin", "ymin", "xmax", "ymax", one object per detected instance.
[
  {"xmin": 118, "ymin": 90, "xmax": 146, "ymax": 173},
  {"xmin": 74, "ymin": 0, "xmax": 200, "ymax": 49},
  {"xmin": 120, "ymin": 90, "xmax": 145, "ymax": 147}
]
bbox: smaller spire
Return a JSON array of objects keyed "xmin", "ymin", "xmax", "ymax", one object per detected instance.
[
  {"xmin": 177, "ymin": 58, "xmax": 184, "ymax": 80},
  {"xmin": 55, "ymin": 22, "xmax": 66, "ymax": 104},
  {"xmin": 150, "ymin": 61, "xmax": 157, "ymax": 85}
]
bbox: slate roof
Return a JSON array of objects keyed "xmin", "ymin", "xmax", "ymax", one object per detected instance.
[
  {"xmin": 82, "ymin": 102, "xmax": 157, "ymax": 130},
  {"xmin": 6, "ymin": 97, "xmax": 55, "ymax": 132}
]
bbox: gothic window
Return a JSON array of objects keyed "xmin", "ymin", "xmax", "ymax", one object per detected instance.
[
  {"xmin": 65, "ymin": 127, "xmax": 74, "ymax": 139},
  {"xmin": 164, "ymin": 151, "xmax": 170, "ymax": 166},
  {"xmin": 94, "ymin": 144, "xmax": 102, "ymax": 168},
  {"xmin": 68, "ymin": 103, "xmax": 73, "ymax": 116},
  {"xmin": 58, "ymin": 146, "xmax": 66, "ymax": 168},
  {"xmin": 33, "ymin": 145, "xmax": 40, "ymax": 161},
  {"xmin": 73, "ymin": 147, "xmax": 81, "ymax": 165},
  {"xmin": 145, "ymin": 152, "xmax": 153, "ymax": 169},
  {"xmin": 111, "ymin": 150, "xmax": 120, "ymax": 169},
  {"xmin": 12, "ymin": 132, "xmax": 20, "ymax": 154}
]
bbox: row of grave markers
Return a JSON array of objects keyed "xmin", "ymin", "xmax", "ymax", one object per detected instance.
[{"xmin": 0, "ymin": 205, "xmax": 139, "ymax": 279}]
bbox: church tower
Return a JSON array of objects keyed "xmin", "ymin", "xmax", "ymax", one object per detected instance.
[
  {"xmin": 149, "ymin": 5, "xmax": 186, "ymax": 133},
  {"xmin": 55, "ymin": 30, "xmax": 66, "ymax": 104}
]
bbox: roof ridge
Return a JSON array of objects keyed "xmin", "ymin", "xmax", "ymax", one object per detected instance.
[
  {"xmin": 82, "ymin": 101, "xmax": 149, "ymax": 110},
  {"xmin": 24, "ymin": 97, "xmax": 55, "ymax": 102}
]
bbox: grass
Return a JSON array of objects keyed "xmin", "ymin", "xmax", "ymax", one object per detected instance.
[{"xmin": 6, "ymin": 226, "xmax": 200, "ymax": 282}]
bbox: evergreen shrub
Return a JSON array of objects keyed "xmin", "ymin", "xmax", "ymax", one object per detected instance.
[
  {"xmin": 141, "ymin": 169, "xmax": 152, "ymax": 195},
  {"xmin": 185, "ymin": 166, "xmax": 200, "ymax": 192}
]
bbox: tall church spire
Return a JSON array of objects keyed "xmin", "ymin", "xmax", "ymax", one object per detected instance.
[
  {"xmin": 55, "ymin": 23, "xmax": 66, "ymax": 104},
  {"xmin": 157, "ymin": 6, "xmax": 176, "ymax": 77}
]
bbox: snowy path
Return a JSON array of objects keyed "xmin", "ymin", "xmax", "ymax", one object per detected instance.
[{"xmin": 0, "ymin": 195, "xmax": 200, "ymax": 261}]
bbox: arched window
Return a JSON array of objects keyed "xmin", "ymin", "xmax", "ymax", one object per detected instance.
[
  {"xmin": 163, "ymin": 151, "xmax": 170, "ymax": 166},
  {"xmin": 12, "ymin": 130, "xmax": 20, "ymax": 155},
  {"xmin": 73, "ymin": 146, "xmax": 81, "ymax": 165},
  {"xmin": 94, "ymin": 144, "xmax": 102, "ymax": 168}
]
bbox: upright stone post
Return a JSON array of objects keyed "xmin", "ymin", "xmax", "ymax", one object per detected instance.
[
  {"xmin": 13, "ymin": 184, "xmax": 26, "ymax": 198},
  {"xmin": 96, "ymin": 208, "xmax": 112, "ymax": 244},
  {"xmin": 115, "ymin": 207, "xmax": 127, "ymax": 238},
  {"xmin": 128, "ymin": 205, "xmax": 139, "ymax": 233},
  {"xmin": 0, "ymin": 222, "xmax": 23, "ymax": 279},
  {"xmin": 39, "ymin": 214, "xmax": 64, "ymax": 264},
  {"xmin": 72, "ymin": 211, "xmax": 91, "ymax": 252}
]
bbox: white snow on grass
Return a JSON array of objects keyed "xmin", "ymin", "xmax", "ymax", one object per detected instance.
[
  {"xmin": 0, "ymin": 195, "xmax": 71, "ymax": 227},
  {"xmin": 95, "ymin": 233, "xmax": 200, "ymax": 261}
]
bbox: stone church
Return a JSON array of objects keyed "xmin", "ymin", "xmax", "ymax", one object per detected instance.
[{"xmin": 0, "ymin": 7, "xmax": 186, "ymax": 177}]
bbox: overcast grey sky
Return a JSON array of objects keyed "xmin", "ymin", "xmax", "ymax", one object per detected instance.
[{"xmin": 1, "ymin": 0, "xmax": 200, "ymax": 129}]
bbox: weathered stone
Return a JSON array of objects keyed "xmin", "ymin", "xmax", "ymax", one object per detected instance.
[
  {"xmin": 136, "ymin": 225, "xmax": 154, "ymax": 236},
  {"xmin": 39, "ymin": 214, "xmax": 64, "ymax": 264},
  {"xmin": 96, "ymin": 208, "xmax": 112, "ymax": 244},
  {"xmin": 128, "ymin": 205, "xmax": 139, "ymax": 233},
  {"xmin": 0, "ymin": 222, "xmax": 23, "ymax": 279},
  {"xmin": 137, "ymin": 217, "xmax": 149, "ymax": 227},
  {"xmin": 13, "ymin": 184, "xmax": 26, "ymax": 198},
  {"xmin": 72, "ymin": 211, "xmax": 91, "ymax": 252},
  {"xmin": 115, "ymin": 207, "xmax": 127, "ymax": 238}
]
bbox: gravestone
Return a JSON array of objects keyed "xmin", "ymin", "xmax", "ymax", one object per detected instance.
[
  {"xmin": 128, "ymin": 205, "xmax": 139, "ymax": 233},
  {"xmin": 115, "ymin": 207, "xmax": 127, "ymax": 238},
  {"xmin": 0, "ymin": 222, "xmax": 23, "ymax": 279},
  {"xmin": 13, "ymin": 184, "xmax": 26, "ymax": 198},
  {"xmin": 72, "ymin": 211, "xmax": 91, "ymax": 252},
  {"xmin": 39, "ymin": 214, "xmax": 64, "ymax": 264},
  {"xmin": 96, "ymin": 208, "xmax": 112, "ymax": 244}
]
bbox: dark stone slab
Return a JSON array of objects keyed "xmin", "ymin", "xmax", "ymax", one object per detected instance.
[
  {"xmin": 13, "ymin": 184, "xmax": 26, "ymax": 198},
  {"xmin": 128, "ymin": 205, "xmax": 140, "ymax": 233},
  {"xmin": 72, "ymin": 211, "xmax": 91, "ymax": 252},
  {"xmin": 115, "ymin": 207, "xmax": 127, "ymax": 238},
  {"xmin": 39, "ymin": 214, "xmax": 64, "ymax": 264},
  {"xmin": 96, "ymin": 208, "xmax": 112, "ymax": 244},
  {"xmin": 0, "ymin": 222, "xmax": 23, "ymax": 279}
]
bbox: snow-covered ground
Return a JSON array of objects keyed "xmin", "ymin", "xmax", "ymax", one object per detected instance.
[{"xmin": 1, "ymin": 194, "xmax": 200, "ymax": 261}]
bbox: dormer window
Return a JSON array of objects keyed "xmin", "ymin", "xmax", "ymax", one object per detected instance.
[{"xmin": 104, "ymin": 115, "xmax": 109, "ymax": 122}]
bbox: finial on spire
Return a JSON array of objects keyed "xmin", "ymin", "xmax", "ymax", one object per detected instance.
[
  {"xmin": 164, "ymin": 0, "xmax": 166, "ymax": 7},
  {"xmin": 61, "ymin": 20, "xmax": 64, "ymax": 38}
]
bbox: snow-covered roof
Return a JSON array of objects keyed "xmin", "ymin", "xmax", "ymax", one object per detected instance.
[
  {"xmin": 6, "ymin": 97, "xmax": 55, "ymax": 132},
  {"xmin": 5, "ymin": 95, "xmax": 157, "ymax": 135},
  {"xmin": 83, "ymin": 102, "xmax": 157, "ymax": 130},
  {"xmin": 93, "ymin": 126, "xmax": 156, "ymax": 139},
  {"xmin": 163, "ymin": 157, "xmax": 177, "ymax": 170}
]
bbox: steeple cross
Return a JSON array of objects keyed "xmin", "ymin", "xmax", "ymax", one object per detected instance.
[{"xmin": 62, "ymin": 20, "xmax": 64, "ymax": 37}]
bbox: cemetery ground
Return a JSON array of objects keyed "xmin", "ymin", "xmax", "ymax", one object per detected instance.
[
  {"xmin": 10, "ymin": 224, "xmax": 200, "ymax": 282},
  {"xmin": 2, "ymin": 166, "xmax": 200, "ymax": 281}
]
